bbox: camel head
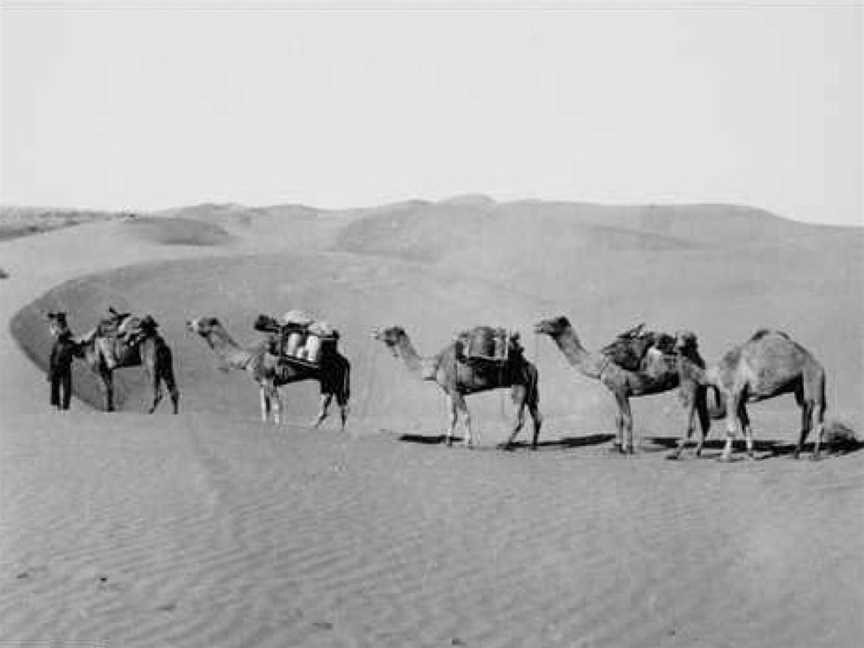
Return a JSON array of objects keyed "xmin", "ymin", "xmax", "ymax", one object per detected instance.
[
  {"xmin": 186, "ymin": 316, "xmax": 222, "ymax": 337},
  {"xmin": 534, "ymin": 316, "xmax": 571, "ymax": 337},
  {"xmin": 371, "ymin": 326, "xmax": 407, "ymax": 358},
  {"xmin": 673, "ymin": 330, "xmax": 700, "ymax": 357}
]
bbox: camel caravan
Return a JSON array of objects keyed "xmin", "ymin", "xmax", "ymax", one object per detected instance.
[{"xmin": 44, "ymin": 303, "xmax": 843, "ymax": 460}]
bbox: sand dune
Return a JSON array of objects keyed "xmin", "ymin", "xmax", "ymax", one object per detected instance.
[{"xmin": 1, "ymin": 199, "xmax": 862, "ymax": 647}]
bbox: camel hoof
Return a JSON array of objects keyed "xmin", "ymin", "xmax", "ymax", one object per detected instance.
[
  {"xmin": 608, "ymin": 444, "xmax": 625, "ymax": 455},
  {"xmin": 665, "ymin": 452, "xmax": 682, "ymax": 461},
  {"xmin": 497, "ymin": 442, "xmax": 515, "ymax": 452},
  {"xmin": 810, "ymin": 453, "xmax": 822, "ymax": 462},
  {"xmin": 717, "ymin": 455, "xmax": 734, "ymax": 463}
]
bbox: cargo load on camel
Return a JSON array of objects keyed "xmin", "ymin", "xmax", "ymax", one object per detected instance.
[
  {"xmin": 253, "ymin": 309, "xmax": 339, "ymax": 367},
  {"xmin": 601, "ymin": 322, "xmax": 675, "ymax": 372},
  {"xmin": 455, "ymin": 326, "xmax": 521, "ymax": 365}
]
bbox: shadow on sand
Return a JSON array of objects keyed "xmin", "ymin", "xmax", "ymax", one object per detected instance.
[
  {"xmin": 644, "ymin": 433, "xmax": 863, "ymax": 459},
  {"xmin": 394, "ymin": 432, "xmax": 616, "ymax": 451}
]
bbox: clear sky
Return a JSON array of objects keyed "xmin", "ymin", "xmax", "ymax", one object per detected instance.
[{"xmin": 1, "ymin": 2, "xmax": 861, "ymax": 225}]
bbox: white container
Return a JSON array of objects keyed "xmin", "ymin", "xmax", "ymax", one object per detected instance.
[
  {"xmin": 285, "ymin": 332, "xmax": 303, "ymax": 356},
  {"xmin": 305, "ymin": 335, "xmax": 322, "ymax": 363}
]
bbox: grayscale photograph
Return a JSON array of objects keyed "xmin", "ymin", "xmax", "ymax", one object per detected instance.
[{"xmin": 1, "ymin": 2, "xmax": 862, "ymax": 646}]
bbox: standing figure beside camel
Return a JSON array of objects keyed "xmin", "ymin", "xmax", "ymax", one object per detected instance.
[
  {"xmin": 47, "ymin": 312, "xmax": 77, "ymax": 410},
  {"xmin": 372, "ymin": 325, "xmax": 542, "ymax": 449}
]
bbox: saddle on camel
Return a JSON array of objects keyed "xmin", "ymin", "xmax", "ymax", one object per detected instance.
[
  {"xmin": 452, "ymin": 326, "xmax": 522, "ymax": 381},
  {"xmin": 93, "ymin": 306, "xmax": 160, "ymax": 369},
  {"xmin": 601, "ymin": 322, "xmax": 676, "ymax": 372},
  {"xmin": 254, "ymin": 309, "xmax": 340, "ymax": 374}
]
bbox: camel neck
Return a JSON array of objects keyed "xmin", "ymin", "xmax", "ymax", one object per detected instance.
[
  {"xmin": 551, "ymin": 327, "xmax": 605, "ymax": 379},
  {"xmin": 678, "ymin": 354, "xmax": 709, "ymax": 385},
  {"xmin": 206, "ymin": 326, "xmax": 257, "ymax": 369},
  {"xmin": 394, "ymin": 334, "xmax": 425, "ymax": 375}
]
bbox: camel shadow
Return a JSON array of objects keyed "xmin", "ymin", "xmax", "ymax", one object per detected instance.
[
  {"xmin": 394, "ymin": 431, "xmax": 616, "ymax": 450},
  {"xmin": 644, "ymin": 434, "xmax": 864, "ymax": 459},
  {"xmin": 396, "ymin": 433, "xmax": 455, "ymax": 445},
  {"xmin": 506, "ymin": 433, "xmax": 616, "ymax": 451}
]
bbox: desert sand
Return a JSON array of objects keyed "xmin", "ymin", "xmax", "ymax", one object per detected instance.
[{"xmin": 1, "ymin": 200, "xmax": 862, "ymax": 647}]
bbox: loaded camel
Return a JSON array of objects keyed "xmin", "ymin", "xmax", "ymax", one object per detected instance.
[
  {"xmin": 372, "ymin": 326, "xmax": 542, "ymax": 449},
  {"xmin": 69, "ymin": 309, "xmax": 179, "ymax": 414},
  {"xmin": 666, "ymin": 329, "xmax": 826, "ymax": 460},
  {"xmin": 534, "ymin": 315, "xmax": 711, "ymax": 454},
  {"xmin": 186, "ymin": 316, "xmax": 350, "ymax": 428}
]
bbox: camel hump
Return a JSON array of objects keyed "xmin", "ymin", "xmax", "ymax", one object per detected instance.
[{"xmin": 750, "ymin": 329, "xmax": 790, "ymax": 342}]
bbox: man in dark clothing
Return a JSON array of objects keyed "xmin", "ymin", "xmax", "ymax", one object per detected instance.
[{"xmin": 47, "ymin": 312, "xmax": 77, "ymax": 410}]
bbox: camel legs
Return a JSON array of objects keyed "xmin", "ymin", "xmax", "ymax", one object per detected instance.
[
  {"xmin": 313, "ymin": 394, "xmax": 333, "ymax": 428},
  {"xmin": 162, "ymin": 366, "xmax": 180, "ymax": 415},
  {"xmin": 501, "ymin": 402, "xmax": 526, "ymax": 449},
  {"xmin": 443, "ymin": 393, "xmax": 473, "ymax": 448},
  {"xmin": 456, "ymin": 394, "xmax": 474, "ymax": 448},
  {"xmin": 339, "ymin": 403, "xmax": 349, "ymax": 431},
  {"xmin": 271, "ymin": 387, "xmax": 282, "ymax": 425},
  {"xmin": 259, "ymin": 386, "xmax": 271, "ymax": 422},
  {"xmin": 794, "ymin": 386, "xmax": 825, "ymax": 459},
  {"xmin": 529, "ymin": 401, "xmax": 543, "ymax": 450},
  {"xmin": 720, "ymin": 391, "xmax": 755, "ymax": 461},
  {"xmin": 694, "ymin": 387, "xmax": 711, "ymax": 456},
  {"xmin": 501, "ymin": 386, "xmax": 527, "ymax": 449},
  {"xmin": 100, "ymin": 368, "xmax": 115, "ymax": 412},
  {"xmin": 670, "ymin": 401, "xmax": 698, "ymax": 459},
  {"xmin": 148, "ymin": 378, "xmax": 163, "ymax": 414},
  {"xmin": 613, "ymin": 393, "xmax": 634, "ymax": 454},
  {"xmin": 445, "ymin": 394, "xmax": 458, "ymax": 446},
  {"xmin": 738, "ymin": 401, "xmax": 755, "ymax": 459}
]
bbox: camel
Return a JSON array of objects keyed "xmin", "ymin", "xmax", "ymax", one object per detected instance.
[
  {"xmin": 534, "ymin": 315, "xmax": 709, "ymax": 453},
  {"xmin": 667, "ymin": 329, "xmax": 826, "ymax": 460},
  {"xmin": 72, "ymin": 312, "xmax": 179, "ymax": 414},
  {"xmin": 186, "ymin": 316, "xmax": 350, "ymax": 428},
  {"xmin": 371, "ymin": 326, "xmax": 542, "ymax": 449}
]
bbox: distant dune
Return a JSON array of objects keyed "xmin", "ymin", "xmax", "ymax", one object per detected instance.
[
  {"xmin": 0, "ymin": 205, "xmax": 124, "ymax": 240},
  {"xmin": 2, "ymin": 197, "xmax": 862, "ymax": 647},
  {"xmin": 122, "ymin": 215, "xmax": 234, "ymax": 246}
]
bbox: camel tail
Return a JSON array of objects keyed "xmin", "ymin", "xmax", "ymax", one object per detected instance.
[{"xmin": 708, "ymin": 385, "xmax": 726, "ymax": 419}]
